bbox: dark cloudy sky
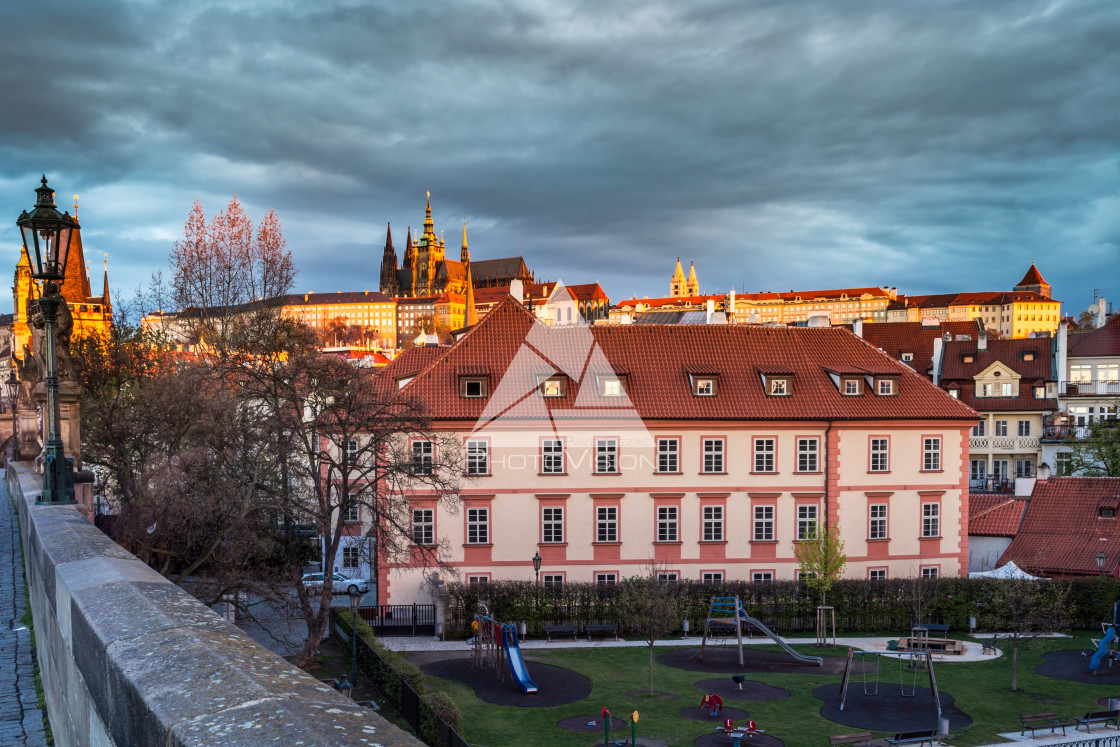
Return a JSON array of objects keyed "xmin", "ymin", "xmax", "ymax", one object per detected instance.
[{"xmin": 1, "ymin": 1, "xmax": 1117, "ymax": 314}]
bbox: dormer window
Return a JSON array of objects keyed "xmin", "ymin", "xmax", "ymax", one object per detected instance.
[
  {"xmin": 961, "ymin": 353, "xmax": 975, "ymax": 364},
  {"xmin": 460, "ymin": 377, "xmax": 488, "ymax": 398},
  {"xmin": 843, "ymin": 379, "xmax": 860, "ymax": 396},
  {"xmin": 1021, "ymin": 350, "xmax": 1037, "ymax": 362},
  {"xmin": 1033, "ymin": 385, "xmax": 1045, "ymax": 399},
  {"xmin": 901, "ymin": 352, "xmax": 914, "ymax": 363},
  {"xmin": 948, "ymin": 388, "xmax": 960, "ymax": 399},
  {"xmin": 877, "ymin": 379, "xmax": 895, "ymax": 396},
  {"xmin": 770, "ymin": 378, "xmax": 789, "ymax": 396},
  {"xmin": 599, "ymin": 375, "xmax": 625, "ymax": 397},
  {"xmin": 541, "ymin": 377, "xmax": 566, "ymax": 397},
  {"xmin": 693, "ymin": 376, "xmax": 717, "ymax": 396},
  {"xmin": 1101, "ymin": 508, "xmax": 1116, "ymax": 518}
]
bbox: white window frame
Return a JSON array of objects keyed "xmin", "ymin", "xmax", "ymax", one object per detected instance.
[
  {"xmin": 542, "ymin": 506, "xmax": 564, "ymax": 543},
  {"xmin": 870, "ymin": 438, "xmax": 889, "ymax": 472},
  {"xmin": 542, "ymin": 573, "xmax": 564, "ymax": 588},
  {"xmin": 753, "ymin": 437, "xmax": 776, "ymax": 472},
  {"xmin": 657, "ymin": 571, "xmax": 679, "ymax": 583},
  {"xmin": 342, "ymin": 545, "xmax": 360, "ymax": 569},
  {"xmin": 752, "ymin": 571, "xmax": 773, "ymax": 584},
  {"xmin": 657, "ymin": 506, "xmax": 679, "ymax": 542},
  {"xmin": 541, "ymin": 439, "xmax": 565, "ymax": 474},
  {"xmin": 797, "ymin": 438, "xmax": 819, "ymax": 472},
  {"xmin": 702, "ymin": 505, "xmax": 724, "ymax": 542},
  {"xmin": 596, "ymin": 506, "xmax": 618, "ymax": 543},
  {"xmin": 465, "ymin": 439, "xmax": 489, "ymax": 475},
  {"xmin": 921, "ymin": 503, "xmax": 940, "ymax": 538},
  {"xmin": 753, "ymin": 505, "xmax": 774, "ymax": 541},
  {"xmin": 657, "ymin": 438, "xmax": 680, "ymax": 473},
  {"xmin": 877, "ymin": 379, "xmax": 894, "ymax": 395},
  {"xmin": 702, "ymin": 572, "xmax": 724, "ymax": 584},
  {"xmin": 868, "ymin": 568, "xmax": 887, "ymax": 580},
  {"xmin": 412, "ymin": 440, "xmax": 434, "ymax": 475},
  {"xmin": 797, "ymin": 504, "xmax": 818, "ymax": 541},
  {"xmin": 995, "ymin": 420, "xmax": 1008, "ymax": 437},
  {"xmin": 595, "ymin": 573, "xmax": 617, "ymax": 585},
  {"xmin": 1017, "ymin": 420, "xmax": 1031, "ymax": 437},
  {"xmin": 769, "ymin": 378, "xmax": 789, "ymax": 396},
  {"xmin": 702, "ymin": 438, "xmax": 725, "ymax": 473},
  {"xmin": 467, "ymin": 507, "xmax": 489, "ymax": 545},
  {"xmin": 922, "ymin": 437, "xmax": 941, "ymax": 471},
  {"xmin": 920, "ymin": 566, "xmax": 939, "ymax": 579},
  {"xmin": 595, "ymin": 438, "xmax": 618, "ymax": 474},
  {"xmin": 844, "ymin": 379, "xmax": 860, "ymax": 395},
  {"xmin": 412, "ymin": 508, "xmax": 434, "ymax": 546},
  {"xmin": 869, "ymin": 504, "xmax": 887, "ymax": 540}
]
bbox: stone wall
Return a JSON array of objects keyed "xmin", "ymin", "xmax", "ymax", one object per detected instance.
[{"xmin": 8, "ymin": 463, "xmax": 422, "ymax": 747}]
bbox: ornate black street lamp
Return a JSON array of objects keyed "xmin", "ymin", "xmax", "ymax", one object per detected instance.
[
  {"xmin": 5, "ymin": 371, "xmax": 18, "ymax": 462},
  {"xmin": 532, "ymin": 551, "xmax": 542, "ymax": 586},
  {"xmin": 1098, "ymin": 551, "xmax": 1107, "ymax": 578},
  {"xmin": 17, "ymin": 176, "xmax": 78, "ymax": 505}
]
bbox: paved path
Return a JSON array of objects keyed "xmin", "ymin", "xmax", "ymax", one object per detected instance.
[{"xmin": 0, "ymin": 471, "xmax": 48, "ymax": 746}]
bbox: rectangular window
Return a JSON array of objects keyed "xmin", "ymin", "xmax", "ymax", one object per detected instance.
[
  {"xmin": 412, "ymin": 440, "xmax": 434, "ymax": 475},
  {"xmin": 702, "ymin": 438, "xmax": 725, "ymax": 473},
  {"xmin": 1015, "ymin": 459, "xmax": 1034, "ymax": 478},
  {"xmin": 921, "ymin": 503, "xmax": 940, "ymax": 538},
  {"xmin": 542, "ymin": 507, "xmax": 564, "ymax": 543},
  {"xmin": 753, "ymin": 506, "xmax": 774, "ymax": 541},
  {"xmin": 595, "ymin": 438, "xmax": 618, "ymax": 474},
  {"xmin": 877, "ymin": 379, "xmax": 894, "ymax": 395},
  {"xmin": 600, "ymin": 377, "xmax": 623, "ymax": 396},
  {"xmin": 993, "ymin": 459, "xmax": 1009, "ymax": 482},
  {"xmin": 921, "ymin": 566, "xmax": 939, "ymax": 579},
  {"xmin": 467, "ymin": 508, "xmax": 489, "ymax": 544},
  {"xmin": 970, "ymin": 459, "xmax": 987, "ymax": 481},
  {"xmin": 596, "ymin": 506, "xmax": 618, "ymax": 543},
  {"xmin": 541, "ymin": 439, "xmax": 565, "ymax": 474},
  {"xmin": 753, "ymin": 438, "xmax": 776, "ymax": 473},
  {"xmin": 868, "ymin": 568, "xmax": 886, "ymax": 580},
  {"xmin": 844, "ymin": 379, "xmax": 860, "ymax": 395},
  {"xmin": 702, "ymin": 506, "xmax": 724, "ymax": 542},
  {"xmin": 1001, "ymin": 382, "xmax": 1013, "ymax": 397},
  {"xmin": 467, "ymin": 574, "xmax": 490, "ymax": 587},
  {"xmin": 797, "ymin": 438, "xmax": 819, "ymax": 472},
  {"xmin": 596, "ymin": 573, "xmax": 617, "ymax": 585},
  {"xmin": 412, "ymin": 508, "xmax": 434, "ymax": 545},
  {"xmin": 694, "ymin": 377, "xmax": 715, "ymax": 396},
  {"xmin": 541, "ymin": 377, "xmax": 565, "ymax": 397},
  {"xmin": 870, "ymin": 438, "xmax": 889, "ymax": 472},
  {"xmin": 972, "ymin": 421, "xmax": 986, "ymax": 437},
  {"xmin": 343, "ymin": 496, "xmax": 360, "ymax": 523},
  {"xmin": 460, "ymin": 378, "xmax": 486, "ymax": 398},
  {"xmin": 797, "ymin": 505, "xmax": 818, "ymax": 540},
  {"xmin": 657, "ymin": 572, "xmax": 679, "ymax": 582},
  {"xmin": 922, "ymin": 438, "xmax": 941, "ymax": 471},
  {"xmin": 465, "ymin": 440, "xmax": 489, "ymax": 475},
  {"xmin": 869, "ymin": 504, "xmax": 887, "ymax": 540},
  {"xmin": 1102, "ymin": 364, "xmax": 1120, "ymax": 383},
  {"xmin": 995, "ymin": 420, "xmax": 1008, "ymax": 437},
  {"xmin": 769, "ymin": 378, "xmax": 788, "ymax": 395},
  {"xmin": 702, "ymin": 572, "xmax": 724, "ymax": 584},
  {"xmin": 657, "ymin": 506, "xmax": 679, "ymax": 542},
  {"xmin": 657, "ymin": 438, "xmax": 679, "ymax": 473},
  {"xmin": 1017, "ymin": 420, "xmax": 1031, "ymax": 437},
  {"xmin": 542, "ymin": 574, "xmax": 564, "ymax": 588},
  {"xmin": 752, "ymin": 571, "xmax": 773, "ymax": 583},
  {"xmin": 346, "ymin": 439, "xmax": 360, "ymax": 463},
  {"xmin": 342, "ymin": 546, "xmax": 360, "ymax": 569}
]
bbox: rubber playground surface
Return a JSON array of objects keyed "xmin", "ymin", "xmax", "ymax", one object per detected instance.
[
  {"xmin": 1036, "ymin": 648, "xmax": 1120, "ymax": 685},
  {"xmin": 692, "ymin": 731, "xmax": 784, "ymax": 746},
  {"xmin": 657, "ymin": 646, "xmax": 872, "ymax": 675},
  {"xmin": 813, "ymin": 683, "xmax": 972, "ymax": 733},
  {"xmin": 423, "ymin": 657, "xmax": 592, "ymax": 707},
  {"xmin": 691, "ymin": 678, "xmax": 790, "ymax": 701}
]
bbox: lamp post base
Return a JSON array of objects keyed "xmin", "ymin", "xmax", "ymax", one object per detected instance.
[{"xmin": 38, "ymin": 441, "xmax": 77, "ymax": 505}]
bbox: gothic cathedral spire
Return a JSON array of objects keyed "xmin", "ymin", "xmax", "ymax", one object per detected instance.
[{"xmin": 379, "ymin": 222, "xmax": 401, "ymax": 297}]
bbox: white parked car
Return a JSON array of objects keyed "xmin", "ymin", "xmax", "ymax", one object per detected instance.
[{"xmin": 301, "ymin": 572, "xmax": 370, "ymax": 596}]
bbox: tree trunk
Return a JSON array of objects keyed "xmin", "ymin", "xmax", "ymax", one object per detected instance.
[
  {"xmin": 648, "ymin": 644, "xmax": 654, "ymax": 695},
  {"xmin": 1011, "ymin": 639, "xmax": 1018, "ymax": 692}
]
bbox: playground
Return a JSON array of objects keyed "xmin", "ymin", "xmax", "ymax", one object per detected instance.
[{"xmin": 397, "ymin": 600, "xmax": 1120, "ymax": 746}]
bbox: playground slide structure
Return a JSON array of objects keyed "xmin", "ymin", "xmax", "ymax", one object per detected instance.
[
  {"xmin": 501, "ymin": 624, "xmax": 539, "ymax": 694},
  {"xmin": 739, "ymin": 610, "xmax": 824, "ymax": 667},
  {"xmin": 1089, "ymin": 601, "xmax": 1120, "ymax": 672},
  {"xmin": 699, "ymin": 595, "xmax": 823, "ymax": 667}
]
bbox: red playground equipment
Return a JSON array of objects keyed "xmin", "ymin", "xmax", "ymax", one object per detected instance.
[
  {"xmin": 722, "ymin": 718, "xmax": 762, "ymax": 744},
  {"xmin": 702, "ymin": 693, "xmax": 724, "ymax": 716},
  {"xmin": 601, "ymin": 707, "xmax": 639, "ymax": 746}
]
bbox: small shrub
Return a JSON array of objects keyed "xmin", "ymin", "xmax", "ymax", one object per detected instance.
[{"xmin": 421, "ymin": 691, "xmax": 463, "ymax": 742}]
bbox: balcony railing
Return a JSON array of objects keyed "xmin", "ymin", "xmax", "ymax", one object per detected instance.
[
  {"xmin": 1061, "ymin": 381, "xmax": 1120, "ymax": 396},
  {"xmin": 1043, "ymin": 425, "xmax": 1090, "ymax": 440},
  {"xmin": 969, "ymin": 436, "xmax": 1041, "ymax": 451},
  {"xmin": 969, "ymin": 477, "xmax": 1016, "ymax": 493}
]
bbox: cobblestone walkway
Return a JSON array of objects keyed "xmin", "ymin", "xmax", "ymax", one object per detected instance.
[{"xmin": 1, "ymin": 471, "xmax": 49, "ymax": 746}]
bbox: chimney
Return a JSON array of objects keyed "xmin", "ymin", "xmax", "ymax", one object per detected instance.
[
  {"xmin": 706, "ymin": 299, "xmax": 715, "ymax": 324},
  {"xmin": 1056, "ymin": 321, "xmax": 1068, "ymax": 388},
  {"xmin": 510, "ymin": 279, "xmax": 524, "ymax": 303},
  {"xmin": 1098, "ymin": 296, "xmax": 1107, "ymax": 328},
  {"xmin": 978, "ymin": 327, "xmax": 988, "ymax": 352},
  {"xmin": 1037, "ymin": 462, "xmax": 1051, "ymax": 482},
  {"xmin": 853, "ymin": 317, "xmax": 863, "ymax": 338},
  {"xmin": 931, "ymin": 336, "xmax": 944, "ymax": 386}
]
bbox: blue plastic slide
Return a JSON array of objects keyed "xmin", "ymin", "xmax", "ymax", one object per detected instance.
[
  {"xmin": 501, "ymin": 624, "xmax": 539, "ymax": 693},
  {"xmin": 1091, "ymin": 626, "xmax": 1117, "ymax": 671}
]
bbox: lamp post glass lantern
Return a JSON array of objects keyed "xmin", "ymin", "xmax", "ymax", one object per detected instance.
[
  {"xmin": 533, "ymin": 551, "xmax": 542, "ymax": 586},
  {"xmin": 1098, "ymin": 551, "xmax": 1107, "ymax": 578},
  {"xmin": 348, "ymin": 588, "xmax": 361, "ymax": 688},
  {"xmin": 16, "ymin": 176, "xmax": 78, "ymax": 505}
]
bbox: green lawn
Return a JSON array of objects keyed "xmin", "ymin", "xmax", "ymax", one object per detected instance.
[{"xmin": 413, "ymin": 637, "xmax": 1119, "ymax": 747}]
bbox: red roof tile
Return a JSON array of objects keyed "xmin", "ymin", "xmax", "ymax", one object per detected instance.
[
  {"xmin": 400, "ymin": 295, "xmax": 979, "ymax": 423},
  {"xmin": 999, "ymin": 477, "xmax": 1120, "ymax": 575},
  {"xmin": 1017, "ymin": 263, "xmax": 1048, "ymax": 288},
  {"xmin": 1069, "ymin": 315, "xmax": 1120, "ymax": 358},
  {"xmin": 940, "ymin": 338, "xmax": 1052, "ymax": 381},
  {"xmin": 968, "ymin": 495, "xmax": 1027, "ymax": 537},
  {"xmin": 860, "ymin": 321, "xmax": 983, "ymax": 376}
]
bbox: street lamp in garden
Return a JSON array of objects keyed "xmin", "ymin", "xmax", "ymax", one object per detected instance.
[
  {"xmin": 5, "ymin": 371, "xmax": 18, "ymax": 462},
  {"xmin": 348, "ymin": 587, "xmax": 362, "ymax": 689},
  {"xmin": 1098, "ymin": 551, "xmax": 1107, "ymax": 578},
  {"xmin": 533, "ymin": 551, "xmax": 542, "ymax": 586},
  {"xmin": 17, "ymin": 176, "xmax": 78, "ymax": 505}
]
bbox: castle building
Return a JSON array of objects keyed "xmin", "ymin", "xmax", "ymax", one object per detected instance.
[{"xmin": 379, "ymin": 193, "xmax": 533, "ymax": 298}]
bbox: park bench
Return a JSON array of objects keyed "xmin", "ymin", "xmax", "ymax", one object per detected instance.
[
  {"xmin": 1075, "ymin": 709, "xmax": 1120, "ymax": 732},
  {"xmin": 897, "ymin": 637, "xmax": 964, "ymax": 655},
  {"xmin": 1019, "ymin": 711, "xmax": 1070, "ymax": 737},
  {"xmin": 585, "ymin": 623, "xmax": 619, "ymax": 641},
  {"xmin": 828, "ymin": 731, "xmax": 873, "ymax": 745},
  {"xmin": 886, "ymin": 729, "xmax": 937, "ymax": 746},
  {"xmin": 543, "ymin": 625, "xmax": 578, "ymax": 642}
]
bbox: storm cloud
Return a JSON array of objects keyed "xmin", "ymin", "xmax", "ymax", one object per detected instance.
[{"xmin": 1, "ymin": 0, "xmax": 1116, "ymax": 311}]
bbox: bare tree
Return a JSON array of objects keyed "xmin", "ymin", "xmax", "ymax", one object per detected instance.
[
  {"xmin": 620, "ymin": 562, "xmax": 682, "ymax": 695},
  {"xmin": 979, "ymin": 578, "xmax": 1070, "ymax": 691}
]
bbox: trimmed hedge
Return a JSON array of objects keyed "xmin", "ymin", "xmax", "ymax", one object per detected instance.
[{"xmin": 446, "ymin": 576, "xmax": 1120, "ymax": 639}]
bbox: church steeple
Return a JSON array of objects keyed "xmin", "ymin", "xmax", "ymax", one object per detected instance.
[
  {"xmin": 670, "ymin": 257, "xmax": 687, "ymax": 297},
  {"xmin": 686, "ymin": 261, "xmax": 700, "ymax": 296},
  {"xmin": 379, "ymin": 222, "xmax": 400, "ymax": 296},
  {"xmin": 460, "ymin": 221, "xmax": 470, "ymax": 264}
]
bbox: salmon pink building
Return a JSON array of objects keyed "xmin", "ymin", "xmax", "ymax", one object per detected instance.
[{"xmin": 379, "ymin": 295, "xmax": 979, "ymax": 604}]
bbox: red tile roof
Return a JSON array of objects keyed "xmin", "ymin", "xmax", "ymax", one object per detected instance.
[
  {"xmin": 889, "ymin": 291, "xmax": 1055, "ymax": 310},
  {"xmin": 615, "ymin": 294, "xmax": 726, "ymax": 309},
  {"xmin": 400, "ymin": 295, "xmax": 979, "ymax": 423},
  {"xmin": 940, "ymin": 338, "xmax": 1053, "ymax": 381},
  {"xmin": 859, "ymin": 321, "xmax": 983, "ymax": 376},
  {"xmin": 999, "ymin": 477, "xmax": 1120, "ymax": 576},
  {"xmin": 1069, "ymin": 315, "xmax": 1120, "ymax": 357},
  {"xmin": 968, "ymin": 495, "xmax": 1027, "ymax": 537},
  {"xmin": 1017, "ymin": 263, "xmax": 1049, "ymax": 288}
]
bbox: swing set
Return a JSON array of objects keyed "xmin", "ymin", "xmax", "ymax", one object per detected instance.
[{"xmin": 837, "ymin": 647, "xmax": 942, "ymax": 717}]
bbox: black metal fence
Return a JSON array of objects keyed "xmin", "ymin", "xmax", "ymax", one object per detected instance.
[
  {"xmin": 357, "ymin": 603, "xmax": 436, "ymax": 636},
  {"xmin": 335, "ymin": 610, "xmax": 468, "ymax": 747},
  {"xmin": 1040, "ymin": 737, "xmax": 1120, "ymax": 747}
]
